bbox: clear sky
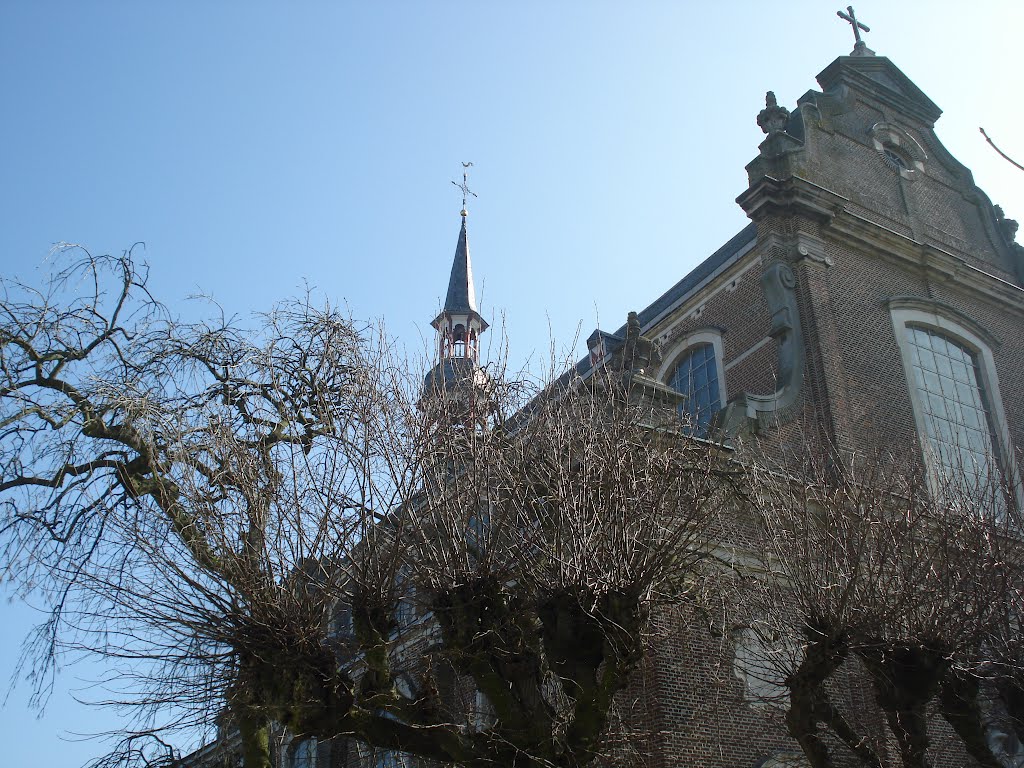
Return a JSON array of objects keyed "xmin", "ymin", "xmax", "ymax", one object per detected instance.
[{"xmin": 1, "ymin": 2, "xmax": 1022, "ymax": 765}]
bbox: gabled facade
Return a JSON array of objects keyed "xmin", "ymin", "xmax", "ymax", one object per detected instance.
[
  {"xmin": 588, "ymin": 43, "xmax": 1023, "ymax": 486},
  {"xmin": 580, "ymin": 36, "xmax": 1024, "ymax": 768}
]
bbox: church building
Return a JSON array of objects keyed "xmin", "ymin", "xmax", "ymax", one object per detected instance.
[
  {"xmin": 566, "ymin": 11, "xmax": 1024, "ymax": 767},
  {"xmin": 407, "ymin": 16, "xmax": 1024, "ymax": 763},
  {"xmin": 188, "ymin": 9, "xmax": 1024, "ymax": 768}
]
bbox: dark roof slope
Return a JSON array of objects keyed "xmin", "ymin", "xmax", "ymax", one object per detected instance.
[
  {"xmin": 570, "ymin": 222, "xmax": 757, "ymax": 379},
  {"xmin": 611, "ymin": 222, "xmax": 757, "ymax": 337},
  {"xmin": 443, "ymin": 218, "xmax": 477, "ymax": 313}
]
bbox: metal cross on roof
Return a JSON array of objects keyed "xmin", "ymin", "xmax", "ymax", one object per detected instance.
[
  {"xmin": 836, "ymin": 6, "xmax": 870, "ymax": 47},
  {"xmin": 452, "ymin": 161, "xmax": 478, "ymax": 215}
]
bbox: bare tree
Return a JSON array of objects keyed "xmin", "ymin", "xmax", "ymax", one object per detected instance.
[
  {"xmin": 0, "ymin": 248, "xmax": 737, "ymax": 768},
  {"xmin": 745, "ymin": 445, "xmax": 1020, "ymax": 768},
  {"xmin": 0, "ymin": 245, "xmax": 402, "ymax": 766}
]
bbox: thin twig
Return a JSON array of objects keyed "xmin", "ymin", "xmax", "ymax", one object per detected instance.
[{"xmin": 980, "ymin": 127, "xmax": 1024, "ymax": 172}]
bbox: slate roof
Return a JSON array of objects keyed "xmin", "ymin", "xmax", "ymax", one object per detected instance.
[
  {"xmin": 618, "ymin": 222, "xmax": 756, "ymax": 335},
  {"xmin": 574, "ymin": 222, "xmax": 758, "ymax": 377},
  {"xmin": 443, "ymin": 217, "xmax": 477, "ymax": 314},
  {"xmin": 422, "ymin": 356, "xmax": 482, "ymax": 389}
]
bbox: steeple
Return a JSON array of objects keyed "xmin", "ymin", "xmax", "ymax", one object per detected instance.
[
  {"xmin": 421, "ymin": 168, "xmax": 492, "ymax": 419},
  {"xmin": 431, "ymin": 212, "xmax": 489, "ymax": 362},
  {"xmin": 440, "ymin": 215, "xmax": 480, "ymax": 316},
  {"xmin": 431, "ymin": 170, "xmax": 489, "ymax": 364}
]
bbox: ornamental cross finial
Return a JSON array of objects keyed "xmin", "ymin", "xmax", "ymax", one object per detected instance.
[
  {"xmin": 452, "ymin": 161, "xmax": 477, "ymax": 216},
  {"xmin": 837, "ymin": 6, "xmax": 870, "ymax": 48}
]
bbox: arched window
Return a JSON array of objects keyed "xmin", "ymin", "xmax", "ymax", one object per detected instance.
[
  {"xmin": 330, "ymin": 598, "xmax": 354, "ymax": 640},
  {"xmin": 669, "ymin": 342, "xmax": 722, "ymax": 436},
  {"xmin": 372, "ymin": 750, "xmax": 406, "ymax": 768},
  {"xmin": 393, "ymin": 565, "xmax": 416, "ymax": 631},
  {"xmin": 903, "ymin": 324, "xmax": 1000, "ymax": 495},
  {"xmin": 466, "ymin": 508, "xmax": 489, "ymax": 560},
  {"xmin": 890, "ymin": 301, "xmax": 1016, "ymax": 504}
]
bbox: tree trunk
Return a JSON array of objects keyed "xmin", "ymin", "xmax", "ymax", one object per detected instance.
[
  {"xmin": 860, "ymin": 645, "xmax": 945, "ymax": 768},
  {"xmin": 786, "ymin": 636, "xmax": 847, "ymax": 768},
  {"xmin": 939, "ymin": 672, "xmax": 1003, "ymax": 768},
  {"xmin": 237, "ymin": 709, "xmax": 272, "ymax": 768}
]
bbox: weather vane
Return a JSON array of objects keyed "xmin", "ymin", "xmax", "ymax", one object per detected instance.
[
  {"xmin": 452, "ymin": 161, "xmax": 477, "ymax": 216},
  {"xmin": 836, "ymin": 6, "xmax": 870, "ymax": 49}
]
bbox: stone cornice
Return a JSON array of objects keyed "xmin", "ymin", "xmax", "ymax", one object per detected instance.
[
  {"xmin": 816, "ymin": 55, "xmax": 942, "ymax": 128},
  {"xmin": 737, "ymin": 175, "xmax": 848, "ymax": 224},
  {"xmin": 826, "ymin": 208, "xmax": 1024, "ymax": 316},
  {"xmin": 738, "ymin": 173, "xmax": 1024, "ymax": 315}
]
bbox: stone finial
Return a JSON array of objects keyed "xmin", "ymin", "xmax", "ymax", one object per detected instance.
[
  {"xmin": 757, "ymin": 91, "xmax": 791, "ymax": 135},
  {"xmin": 626, "ymin": 311, "xmax": 641, "ymax": 340},
  {"xmin": 619, "ymin": 311, "xmax": 661, "ymax": 373}
]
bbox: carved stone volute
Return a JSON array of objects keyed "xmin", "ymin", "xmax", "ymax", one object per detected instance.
[
  {"xmin": 716, "ymin": 260, "xmax": 805, "ymax": 436},
  {"xmin": 760, "ymin": 262, "xmax": 802, "ymax": 394}
]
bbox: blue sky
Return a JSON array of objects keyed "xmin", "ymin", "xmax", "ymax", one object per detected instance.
[{"xmin": 1, "ymin": 2, "xmax": 1022, "ymax": 765}]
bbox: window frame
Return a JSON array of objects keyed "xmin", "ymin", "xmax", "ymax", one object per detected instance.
[
  {"xmin": 357, "ymin": 741, "xmax": 409, "ymax": 768},
  {"xmin": 657, "ymin": 330, "xmax": 727, "ymax": 434},
  {"xmin": 329, "ymin": 597, "xmax": 355, "ymax": 641},
  {"xmin": 890, "ymin": 303, "xmax": 1017, "ymax": 503},
  {"xmin": 393, "ymin": 564, "xmax": 417, "ymax": 633}
]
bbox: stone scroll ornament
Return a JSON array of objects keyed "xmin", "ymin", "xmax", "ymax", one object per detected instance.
[{"xmin": 719, "ymin": 261, "xmax": 804, "ymax": 434}]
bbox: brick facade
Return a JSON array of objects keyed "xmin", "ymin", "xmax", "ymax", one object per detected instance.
[
  {"xmin": 576, "ymin": 46, "xmax": 1024, "ymax": 768},
  {"xmin": 187, "ymin": 42, "xmax": 1024, "ymax": 768}
]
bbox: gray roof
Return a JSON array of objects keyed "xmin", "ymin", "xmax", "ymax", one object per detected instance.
[
  {"xmin": 574, "ymin": 222, "xmax": 757, "ymax": 378},
  {"xmin": 422, "ymin": 356, "xmax": 482, "ymax": 389},
  {"xmin": 443, "ymin": 217, "xmax": 477, "ymax": 313},
  {"xmin": 612, "ymin": 222, "xmax": 757, "ymax": 336}
]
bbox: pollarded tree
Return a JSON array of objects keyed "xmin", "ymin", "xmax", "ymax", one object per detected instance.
[
  {"xmin": 390, "ymin": 361, "xmax": 740, "ymax": 768},
  {"xmin": 745, "ymin": 447, "xmax": 1021, "ymax": 768},
  {"xmin": 0, "ymin": 249, "xmax": 737, "ymax": 768}
]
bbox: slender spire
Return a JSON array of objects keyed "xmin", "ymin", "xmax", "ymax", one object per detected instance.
[
  {"xmin": 433, "ymin": 162, "xmax": 487, "ymax": 332},
  {"xmin": 442, "ymin": 216, "xmax": 478, "ymax": 314},
  {"xmin": 421, "ymin": 165, "xmax": 491, "ymax": 413}
]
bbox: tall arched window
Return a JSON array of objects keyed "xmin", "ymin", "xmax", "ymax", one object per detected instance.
[
  {"xmin": 890, "ymin": 301, "xmax": 1016, "ymax": 504},
  {"xmin": 903, "ymin": 325, "xmax": 1000, "ymax": 495},
  {"xmin": 372, "ymin": 750, "xmax": 406, "ymax": 768},
  {"xmin": 669, "ymin": 342, "xmax": 721, "ymax": 436},
  {"xmin": 393, "ymin": 565, "xmax": 416, "ymax": 631},
  {"xmin": 330, "ymin": 598, "xmax": 354, "ymax": 640}
]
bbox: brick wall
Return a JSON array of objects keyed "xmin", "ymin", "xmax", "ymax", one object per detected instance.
[{"xmin": 628, "ymin": 52, "xmax": 1024, "ymax": 768}]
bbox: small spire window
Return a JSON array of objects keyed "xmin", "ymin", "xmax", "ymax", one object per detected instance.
[{"xmin": 453, "ymin": 324, "xmax": 467, "ymax": 357}]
